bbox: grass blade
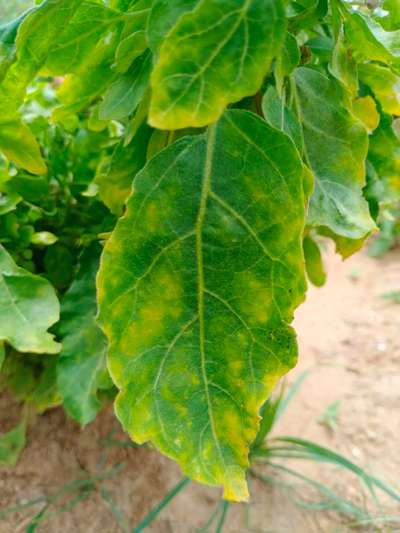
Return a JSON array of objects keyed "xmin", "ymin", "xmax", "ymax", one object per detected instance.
[
  {"xmin": 132, "ymin": 477, "xmax": 190, "ymax": 532},
  {"xmin": 274, "ymin": 370, "xmax": 310, "ymax": 422},
  {"xmin": 215, "ymin": 501, "xmax": 230, "ymax": 533},
  {"xmin": 270, "ymin": 437, "xmax": 400, "ymax": 502},
  {"xmin": 254, "ymin": 463, "xmax": 370, "ymax": 520}
]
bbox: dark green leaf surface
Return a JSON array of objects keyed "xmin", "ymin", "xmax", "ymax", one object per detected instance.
[
  {"xmin": 0, "ymin": 245, "xmax": 60, "ymax": 354},
  {"xmin": 149, "ymin": 0, "xmax": 286, "ymax": 129},
  {"xmin": 98, "ymin": 109, "xmax": 307, "ymax": 500},
  {"xmin": 58, "ymin": 244, "xmax": 109, "ymax": 426}
]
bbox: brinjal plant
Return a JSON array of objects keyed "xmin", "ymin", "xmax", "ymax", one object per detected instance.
[{"xmin": 0, "ymin": 0, "xmax": 399, "ymax": 502}]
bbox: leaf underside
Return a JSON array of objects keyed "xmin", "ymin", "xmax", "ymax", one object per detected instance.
[{"xmin": 98, "ymin": 109, "xmax": 306, "ymax": 500}]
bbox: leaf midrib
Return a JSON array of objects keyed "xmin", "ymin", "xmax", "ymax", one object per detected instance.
[{"xmin": 195, "ymin": 123, "xmax": 225, "ymax": 470}]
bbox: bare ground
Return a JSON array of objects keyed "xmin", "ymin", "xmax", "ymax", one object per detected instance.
[{"xmin": 1, "ymin": 245, "xmax": 399, "ymax": 532}]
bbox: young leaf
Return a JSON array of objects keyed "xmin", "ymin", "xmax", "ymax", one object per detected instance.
[
  {"xmin": 292, "ymin": 67, "xmax": 376, "ymax": 240},
  {"xmin": 303, "ymin": 235, "xmax": 326, "ymax": 287},
  {"xmin": 113, "ymin": 0, "xmax": 153, "ymax": 73},
  {"xmin": 99, "ymin": 50, "xmax": 152, "ymax": 121},
  {"xmin": 98, "ymin": 109, "xmax": 307, "ymax": 501},
  {"xmin": 0, "ymin": 245, "xmax": 60, "ymax": 354},
  {"xmin": 57, "ymin": 244, "xmax": 110, "ymax": 426},
  {"xmin": 149, "ymin": 0, "xmax": 286, "ymax": 129}
]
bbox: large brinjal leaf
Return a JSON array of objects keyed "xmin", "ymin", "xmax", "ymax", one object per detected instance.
[
  {"xmin": 149, "ymin": 0, "xmax": 286, "ymax": 129},
  {"xmin": 292, "ymin": 67, "xmax": 376, "ymax": 240},
  {"xmin": 58, "ymin": 244, "xmax": 109, "ymax": 426},
  {"xmin": 0, "ymin": 245, "xmax": 60, "ymax": 354},
  {"xmin": 98, "ymin": 109, "xmax": 307, "ymax": 501}
]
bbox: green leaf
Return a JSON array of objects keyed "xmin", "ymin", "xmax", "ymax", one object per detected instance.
[
  {"xmin": 0, "ymin": 341, "xmax": 4, "ymax": 371},
  {"xmin": 381, "ymin": 0, "xmax": 400, "ymax": 31},
  {"xmin": 0, "ymin": 245, "xmax": 60, "ymax": 354},
  {"xmin": 113, "ymin": 0, "xmax": 153, "ymax": 73},
  {"xmin": 149, "ymin": 0, "xmax": 286, "ymax": 129},
  {"xmin": 0, "ymin": 10, "xmax": 32, "ymax": 83},
  {"xmin": 329, "ymin": 29, "xmax": 357, "ymax": 96},
  {"xmin": 275, "ymin": 32, "xmax": 300, "ymax": 94},
  {"xmin": 147, "ymin": 0, "xmax": 199, "ymax": 54},
  {"xmin": 262, "ymin": 86, "xmax": 304, "ymax": 154},
  {"xmin": 51, "ymin": 17, "xmax": 124, "ymax": 122},
  {"xmin": 292, "ymin": 67, "xmax": 376, "ymax": 240},
  {"xmin": 99, "ymin": 50, "xmax": 152, "ymax": 121},
  {"xmin": 45, "ymin": 2, "xmax": 122, "ymax": 75},
  {"xmin": 0, "ymin": 121, "xmax": 47, "ymax": 175},
  {"xmin": 58, "ymin": 244, "xmax": 110, "ymax": 426},
  {"xmin": 369, "ymin": 114, "xmax": 400, "ymax": 190},
  {"xmin": 344, "ymin": 11, "xmax": 400, "ymax": 71},
  {"xmin": 95, "ymin": 122, "xmax": 152, "ymax": 215},
  {"xmin": 303, "ymin": 235, "xmax": 326, "ymax": 287},
  {"xmin": 0, "ymin": 0, "xmax": 82, "ymax": 173},
  {"xmin": 29, "ymin": 357, "xmax": 62, "ymax": 413},
  {"xmin": 358, "ymin": 63, "xmax": 400, "ymax": 116},
  {"xmin": 0, "ymin": 420, "xmax": 26, "ymax": 467},
  {"xmin": 98, "ymin": 109, "xmax": 307, "ymax": 501}
]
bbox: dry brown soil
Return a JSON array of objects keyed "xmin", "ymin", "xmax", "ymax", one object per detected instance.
[{"xmin": 1, "ymin": 245, "xmax": 399, "ymax": 532}]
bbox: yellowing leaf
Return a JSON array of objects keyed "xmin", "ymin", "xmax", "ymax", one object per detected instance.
[
  {"xmin": 358, "ymin": 63, "xmax": 400, "ymax": 116},
  {"xmin": 352, "ymin": 95, "xmax": 380, "ymax": 133},
  {"xmin": 0, "ymin": 120, "xmax": 47, "ymax": 175},
  {"xmin": 98, "ymin": 110, "xmax": 307, "ymax": 501},
  {"xmin": 149, "ymin": 0, "xmax": 286, "ymax": 129},
  {"xmin": 0, "ymin": 0, "xmax": 81, "ymax": 173},
  {"xmin": 0, "ymin": 245, "xmax": 60, "ymax": 354}
]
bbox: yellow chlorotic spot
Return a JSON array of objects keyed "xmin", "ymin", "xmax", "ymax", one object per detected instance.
[{"xmin": 145, "ymin": 202, "xmax": 161, "ymax": 232}]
